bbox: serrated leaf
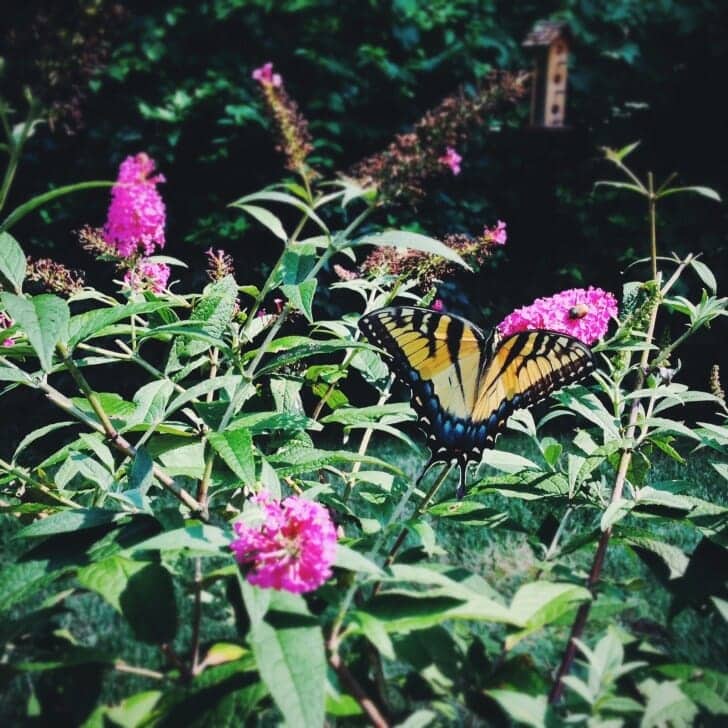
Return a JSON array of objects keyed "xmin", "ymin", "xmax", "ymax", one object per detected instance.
[
  {"xmin": 0, "ymin": 231, "xmax": 26, "ymax": 293},
  {"xmin": 207, "ymin": 429, "xmax": 255, "ymax": 483},
  {"xmin": 1, "ymin": 293, "xmax": 69, "ymax": 371},
  {"xmin": 192, "ymin": 275, "xmax": 238, "ymax": 338},
  {"xmin": 280, "ymin": 279, "xmax": 317, "ymax": 323}
]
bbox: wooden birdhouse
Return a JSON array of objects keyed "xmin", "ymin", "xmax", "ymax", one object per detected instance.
[{"xmin": 522, "ymin": 20, "xmax": 571, "ymax": 128}]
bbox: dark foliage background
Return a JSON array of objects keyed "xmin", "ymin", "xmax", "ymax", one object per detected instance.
[{"xmin": 2, "ymin": 0, "xmax": 726, "ymax": 378}]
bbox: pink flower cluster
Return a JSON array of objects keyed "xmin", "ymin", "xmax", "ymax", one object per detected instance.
[
  {"xmin": 123, "ymin": 260, "xmax": 170, "ymax": 294},
  {"xmin": 484, "ymin": 220, "xmax": 507, "ymax": 246},
  {"xmin": 439, "ymin": 146, "xmax": 462, "ymax": 175},
  {"xmin": 0, "ymin": 311, "xmax": 15, "ymax": 347},
  {"xmin": 231, "ymin": 491, "xmax": 337, "ymax": 594},
  {"xmin": 432, "ymin": 298, "xmax": 445, "ymax": 312},
  {"xmin": 252, "ymin": 62, "xmax": 282, "ymax": 88},
  {"xmin": 103, "ymin": 153, "xmax": 166, "ymax": 258},
  {"xmin": 497, "ymin": 286, "xmax": 618, "ymax": 345}
]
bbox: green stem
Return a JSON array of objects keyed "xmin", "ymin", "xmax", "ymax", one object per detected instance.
[
  {"xmin": 550, "ymin": 171, "xmax": 663, "ymax": 704},
  {"xmin": 0, "ymin": 457, "xmax": 81, "ymax": 508},
  {"xmin": 54, "ymin": 343, "xmax": 203, "ymax": 516},
  {"xmin": 0, "ymin": 102, "xmax": 36, "ymax": 214}
]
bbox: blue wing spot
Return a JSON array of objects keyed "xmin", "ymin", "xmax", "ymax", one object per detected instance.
[
  {"xmin": 488, "ymin": 413, "xmax": 499, "ymax": 430},
  {"xmin": 512, "ymin": 394, "xmax": 522, "ymax": 407}
]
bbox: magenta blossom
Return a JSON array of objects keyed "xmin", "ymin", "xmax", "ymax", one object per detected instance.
[
  {"xmin": 252, "ymin": 62, "xmax": 282, "ymax": 88},
  {"xmin": 123, "ymin": 260, "xmax": 170, "ymax": 294},
  {"xmin": 432, "ymin": 298, "xmax": 444, "ymax": 312},
  {"xmin": 484, "ymin": 220, "xmax": 507, "ymax": 246},
  {"xmin": 497, "ymin": 286, "xmax": 618, "ymax": 346},
  {"xmin": 0, "ymin": 311, "xmax": 15, "ymax": 347},
  {"xmin": 439, "ymin": 146, "xmax": 462, "ymax": 175},
  {"xmin": 231, "ymin": 492, "xmax": 337, "ymax": 594},
  {"xmin": 103, "ymin": 153, "xmax": 166, "ymax": 258}
]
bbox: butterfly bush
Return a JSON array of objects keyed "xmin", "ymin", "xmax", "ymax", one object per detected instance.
[
  {"xmin": 122, "ymin": 259, "xmax": 170, "ymax": 294},
  {"xmin": 103, "ymin": 152, "xmax": 166, "ymax": 258},
  {"xmin": 0, "ymin": 311, "xmax": 15, "ymax": 347},
  {"xmin": 497, "ymin": 286, "xmax": 618, "ymax": 345},
  {"xmin": 252, "ymin": 61, "xmax": 312, "ymax": 171},
  {"xmin": 231, "ymin": 492, "xmax": 338, "ymax": 594},
  {"xmin": 439, "ymin": 146, "xmax": 462, "ymax": 175},
  {"xmin": 351, "ymin": 71, "xmax": 528, "ymax": 204}
]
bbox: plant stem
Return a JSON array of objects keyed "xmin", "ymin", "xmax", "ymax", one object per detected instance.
[
  {"xmin": 371, "ymin": 462, "xmax": 452, "ymax": 596},
  {"xmin": 648, "ymin": 172, "xmax": 657, "ymax": 282},
  {"xmin": 114, "ymin": 661, "xmax": 166, "ymax": 680},
  {"xmin": 328, "ymin": 651, "xmax": 389, "ymax": 728},
  {"xmin": 0, "ymin": 457, "xmax": 81, "ymax": 508},
  {"xmin": 550, "ymin": 176, "xmax": 663, "ymax": 704},
  {"xmin": 50, "ymin": 345, "xmax": 203, "ymax": 516},
  {"xmin": 190, "ymin": 557, "xmax": 203, "ymax": 675},
  {"xmin": 343, "ymin": 374, "xmax": 395, "ymax": 502}
]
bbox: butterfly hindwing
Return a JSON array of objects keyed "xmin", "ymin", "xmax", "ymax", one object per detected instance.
[{"xmin": 473, "ymin": 330, "xmax": 595, "ymax": 431}]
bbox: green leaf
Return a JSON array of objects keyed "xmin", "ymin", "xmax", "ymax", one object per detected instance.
[
  {"xmin": 689, "ymin": 259, "xmax": 717, "ymax": 294},
  {"xmin": 280, "ymin": 280, "xmax": 317, "ymax": 323},
  {"xmin": 480, "ymin": 449, "xmax": 540, "ymax": 474},
  {"xmin": 15, "ymin": 508, "xmax": 124, "ymax": 538},
  {"xmin": 128, "ymin": 523, "xmax": 230, "ymax": 556},
  {"xmin": 192, "ymin": 275, "xmax": 238, "ymax": 338},
  {"xmin": 232, "ymin": 189, "xmax": 328, "ymax": 232},
  {"xmin": 0, "ymin": 180, "xmax": 114, "ymax": 233},
  {"xmin": 129, "ymin": 448, "xmax": 154, "ymax": 494},
  {"xmin": 67, "ymin": 301, "xmax": 174, "ymax": 348},
  {"xmin": 207, "ymin": 429, "xmax": 255, "ymax": 483},
  {"xmin": 0, "ymin": 231, "xmax": 26, "ymax": 293},
  {"xmin": 356, "ymin": 230, "xmax": 471, "ymax": 270},
  {"xmin": 333, "ymin": 544, "xmax": 384, "ymax": 576},
  {"xmin": 1, "ymin": 293, "xmax": 70, "ymax": 371},
  {"xmin": 254, "ymin": 340, "xmax": 372, "ymax": 377},
  {"xmin": 487, "ymin": 690, "xmax": 550, "ymax": 728},
  {"xmin": 506, "ymin": 582, "xmax": 591, "ymax": 648},
  {"xmin": 77, "ymin": 555, "xmax": 177, "ymax": 643},
  {"xmin": 640, "ymin": 680, "xmax": 697, "ymax": 727},
  {"xmin": 241, "ymin": 583, "xmax": 326, "ymax": 728},
  {"xmin": 658, "ymin": 185, "xmax": 721, "ymax": 202},
  {"xmin": 278, "ymin": 244, "xmax": 317, "ymax": 284},
  {"xmin": 238, "ymin": 204, "xmax": 287, "ymax": 241}
]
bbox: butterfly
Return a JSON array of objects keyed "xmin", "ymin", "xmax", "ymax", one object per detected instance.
[{"xmin": 358, "ymin": 306, "xmax": 595, "ymax": 497}]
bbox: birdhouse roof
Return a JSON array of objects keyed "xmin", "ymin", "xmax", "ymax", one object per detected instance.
[{"xmin": 522, "ymin": 20, "xmax": 570, "ymax": 47}]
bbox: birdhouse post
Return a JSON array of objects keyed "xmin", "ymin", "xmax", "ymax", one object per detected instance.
[{"xmin": 522, "ymin": 20, "xmax": 571, "ymax": 128}]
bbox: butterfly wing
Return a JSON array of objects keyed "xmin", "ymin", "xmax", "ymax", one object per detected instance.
[
  {"xmin": 358, "ymin": 306, "xmax": 489, "ymax": 456},
  {"xmin": 471, "ymin": 329, "xmax": 595, "ymax": 448}
]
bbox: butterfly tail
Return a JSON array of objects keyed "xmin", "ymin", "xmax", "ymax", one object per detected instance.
[{"xmin": 455, "ymin": 456, "xmax": 469, "ymax": 500}]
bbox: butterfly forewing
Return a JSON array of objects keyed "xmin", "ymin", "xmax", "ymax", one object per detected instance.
[{"xmin": 358, "ymin": 306, "xmax": 487, "ymax": 425}]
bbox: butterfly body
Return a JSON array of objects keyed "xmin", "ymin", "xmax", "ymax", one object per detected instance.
[{"xmin": 358, "ymin": 306, "xmax": 594, "ymax": 497}]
